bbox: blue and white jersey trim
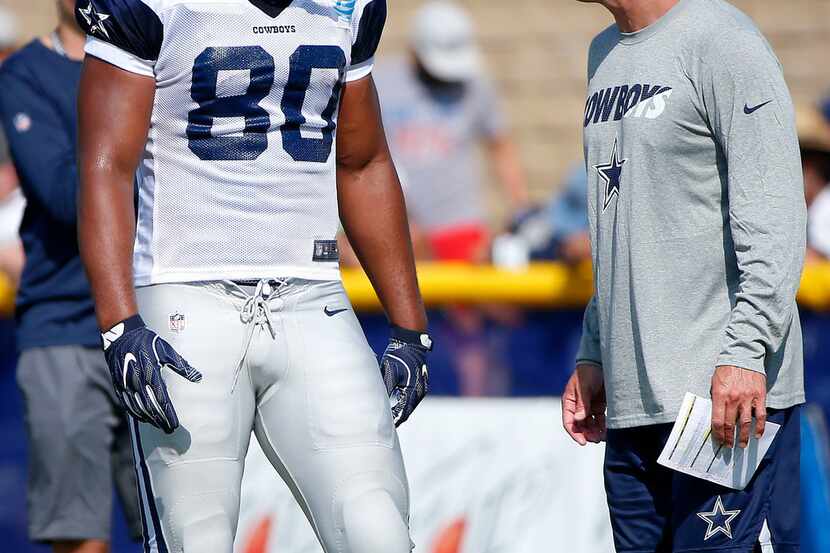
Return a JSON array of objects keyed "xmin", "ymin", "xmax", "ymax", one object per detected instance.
[{"xmin": 334, "ymin": 0, "xmax": 357, "ymax": 23}]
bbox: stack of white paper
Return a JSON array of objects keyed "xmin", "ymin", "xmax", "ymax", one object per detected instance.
[{"xmin": 657, "ymin": 393, "xmax": 780, "ymax": 490}]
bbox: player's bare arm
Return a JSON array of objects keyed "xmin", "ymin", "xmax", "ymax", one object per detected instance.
[
  {"xmin": 77, "ymin": 57, "xmax": 152, "ymax": 331},
  {"xmin": 337, "ymin": 74, "xmax": 432, "ymax": 426},
  {"xmin": 78, "ymin": 57, "xmax": 201, "ymax": 434},
  {"xmin": 336, "ymin": 75, "xmax": 426, "ymax": 332}
]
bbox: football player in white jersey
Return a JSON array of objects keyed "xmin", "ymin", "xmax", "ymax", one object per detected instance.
[{"xmin": 75, "ymin": 1, "xmax": 432, "ymax": 552}]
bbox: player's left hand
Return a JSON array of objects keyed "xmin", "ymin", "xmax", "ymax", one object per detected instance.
[
  {"xmin": 711, "ymin": 365, "xmax": 767, "ymax": 448},
  {"xmin": 379, "ymin": 325, "xmax": 433, "ymax": 427}
]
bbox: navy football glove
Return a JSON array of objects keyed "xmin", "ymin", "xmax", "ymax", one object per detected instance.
[
  {"xmin": 380, "ymin": 325, "xmax": 433, "ymax": 427},
  {"xmin": 102, "ymin": 315, "xmax": 202, "ymax": 434}
]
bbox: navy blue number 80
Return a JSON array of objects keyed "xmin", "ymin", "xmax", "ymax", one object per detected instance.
[{"xmin": 187, "ymin": 45, "xmax": 346, "ymax": 162}]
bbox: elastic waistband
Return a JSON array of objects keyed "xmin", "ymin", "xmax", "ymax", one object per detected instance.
[{"xmin": 139, "ymin": 278, "xmax": 346, "ymax": 311}]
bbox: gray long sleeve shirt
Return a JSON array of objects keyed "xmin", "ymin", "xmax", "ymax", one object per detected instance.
[{"xmin": 577, "ymin": 0, "xmax": 806, "ymax": 429}]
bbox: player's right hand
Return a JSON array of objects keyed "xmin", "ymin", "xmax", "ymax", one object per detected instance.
[
  {"xmin": 562, "ymin": 362, "xmax": 606, "ymax": 446},
  {"xmin": 101, "ymin": 315, "xmax": 202, "ymax": 434}
]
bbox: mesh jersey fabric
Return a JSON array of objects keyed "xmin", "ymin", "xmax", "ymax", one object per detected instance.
[{"xmin": 77, "ymin": 0, "xmax": 386, "ymax": 284}]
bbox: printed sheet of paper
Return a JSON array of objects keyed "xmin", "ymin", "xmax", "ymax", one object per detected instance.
[{"xmin": 657, "ymin": 393, "xmax": 780, "ymax": 490}]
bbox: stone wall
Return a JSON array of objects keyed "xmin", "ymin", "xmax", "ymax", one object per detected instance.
[{"xmin": 7, "ymin": 0, "xmax": 830, "ymax": 205}]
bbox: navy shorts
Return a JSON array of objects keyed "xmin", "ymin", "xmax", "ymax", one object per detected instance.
[{"xmin": 604, "ymin": 406, "xmax": 800, "ymax": 553}]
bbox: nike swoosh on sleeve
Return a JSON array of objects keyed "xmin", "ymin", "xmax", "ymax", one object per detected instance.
[{"xmin": 743, "ymin": 100, "xmax": 773, "ymax": 115}]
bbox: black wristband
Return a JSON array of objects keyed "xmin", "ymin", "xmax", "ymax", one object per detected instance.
[
  {"xmin": 390, "ymin": 324, "xmax": 433, "ymax": 351},
  {"xmin": 101, "ymin": 314, "xmax": 146, "ymax": 350}
]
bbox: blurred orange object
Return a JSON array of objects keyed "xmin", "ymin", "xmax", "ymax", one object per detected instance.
[
  {"xmin": 432, "ymin": 517, "xmax": 466, "ymax": 553},
  {"xmin": 242, "ymin": 515, "xmax": 273, "ymax": 553}
]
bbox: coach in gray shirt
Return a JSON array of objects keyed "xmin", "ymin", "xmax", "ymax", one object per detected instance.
[{"xmin": 562, "ymin": 0, "xmax": 805, "ymax": 551}]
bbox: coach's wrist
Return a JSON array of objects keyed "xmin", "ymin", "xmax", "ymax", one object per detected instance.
[{"xmin": 715, "ymin": 355, "xmax": 766, "ymax": 376}]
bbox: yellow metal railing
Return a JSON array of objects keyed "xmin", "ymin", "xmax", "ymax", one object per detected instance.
[
  {"xmin": 343, "ymin": 261, "xmax": 830, "ymax": 311},
  {"xmin": 2, "ymin": 262, "xmax": 830, "ymax": 317},
  {"xmin": 342, "ymin": 262, "xmax": 595, "ymax": 310}
]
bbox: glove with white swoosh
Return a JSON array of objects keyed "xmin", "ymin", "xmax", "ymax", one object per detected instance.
[
  {"xmin": 102, "ymin": 315, "xmax": 202, "ymax": 434},
  {"xmin": 380, "ymin": 325, "xmax": 433, "ymax": 427}
]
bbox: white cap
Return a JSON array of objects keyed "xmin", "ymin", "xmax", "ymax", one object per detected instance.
[
  {"xmin": 0, "ymin": 8, "xmax": 18, "ymax": 49},
  {"xmin": 410, "ymin": 1, "xmax": 482, "ymax": 82}
]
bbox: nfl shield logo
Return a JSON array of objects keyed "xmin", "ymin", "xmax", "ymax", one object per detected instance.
[{"xmin": 169, "ymin": 313, "xmax": 186, "ymax": 333}]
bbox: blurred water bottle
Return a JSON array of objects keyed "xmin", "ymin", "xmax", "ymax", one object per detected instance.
[{"xmin": 492, "ymin": 233, "xmax": 530, "ymax": 270}]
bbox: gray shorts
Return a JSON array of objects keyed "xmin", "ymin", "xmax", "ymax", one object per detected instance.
[{"xmin": 16, "ymin": 345, "xmax": 143, "ymax": 543}]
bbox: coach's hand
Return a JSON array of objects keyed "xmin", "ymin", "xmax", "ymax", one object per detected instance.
[
  {"xmin": 380, "ymin": 325, "xmax": 433, "ymax": 427},
  {"xmin": 102, "ymin": 315, "xmax": 202, "ymax": 434},
  {"xmin": 563, "ymin": 363, "xmax": 606, "ymax": 445},
  {"xmin": 711, "ymin": 365, "xmax": 766, "ymax": 448}
]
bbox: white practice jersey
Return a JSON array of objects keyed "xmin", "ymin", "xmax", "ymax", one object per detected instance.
[{"xmin": 77, "ymin": 0, "xmax": 387, "ymax": 285}]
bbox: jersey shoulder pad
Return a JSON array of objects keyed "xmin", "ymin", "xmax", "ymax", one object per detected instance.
[
  {"xmin": 76, "ymin": 0, "xmax": 164, "ymax": 61},
  {"xmin": 350, "ymin": 0, "xmax": 387, "ymax": 66}
]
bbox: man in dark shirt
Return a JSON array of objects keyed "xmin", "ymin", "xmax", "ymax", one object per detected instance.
[{"xmin": 0, "ymin": 2, "xmax": 141, "ymax": 552}]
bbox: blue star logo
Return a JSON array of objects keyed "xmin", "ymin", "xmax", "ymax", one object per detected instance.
[
  {"xmin": 78, "ymin": 2, "xmax": 111, "ymax": 39},
  {"xmin": 697, "ymin": 496, "xmax": 741, "ymax": 541},
  {"xmin": 594, "ymin": 137, "xmax": 627, "ymax": 212}
]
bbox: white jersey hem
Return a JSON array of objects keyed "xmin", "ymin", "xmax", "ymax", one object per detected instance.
[
  {"xmin": 345, "ymin": 58, "xmax": 374, "ymax": 82},
  {"xmin": 135, "ymin": 265, "xmax": 342, "ymax": 286}
]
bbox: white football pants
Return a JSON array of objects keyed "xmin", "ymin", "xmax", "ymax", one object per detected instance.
[{"xmin": 132, "ymin": 279, "xmax": 411, "ymax": 553}]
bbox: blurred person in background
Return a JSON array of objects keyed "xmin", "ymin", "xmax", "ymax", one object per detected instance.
[
  {"xmin": 0, "ymin": 1, "xmax": 141, "ymax": 552},
  {"xmin": 374, "ymin": 0, "xmax": 528, "ymax": 263},
  {"xmin": 543, "ymin": 167, "xmax": 592, "ymax": 264},
  {"xmin": 797, "ymin": 104, "xmax": 830, "ymax": 261},
  {"xmin": 508, "ymin": 165, "xmax": 592, "ymax": 264},
  {"xmin": 373, "ymin": 0, "xmax": 528, "ymax": 396}
]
